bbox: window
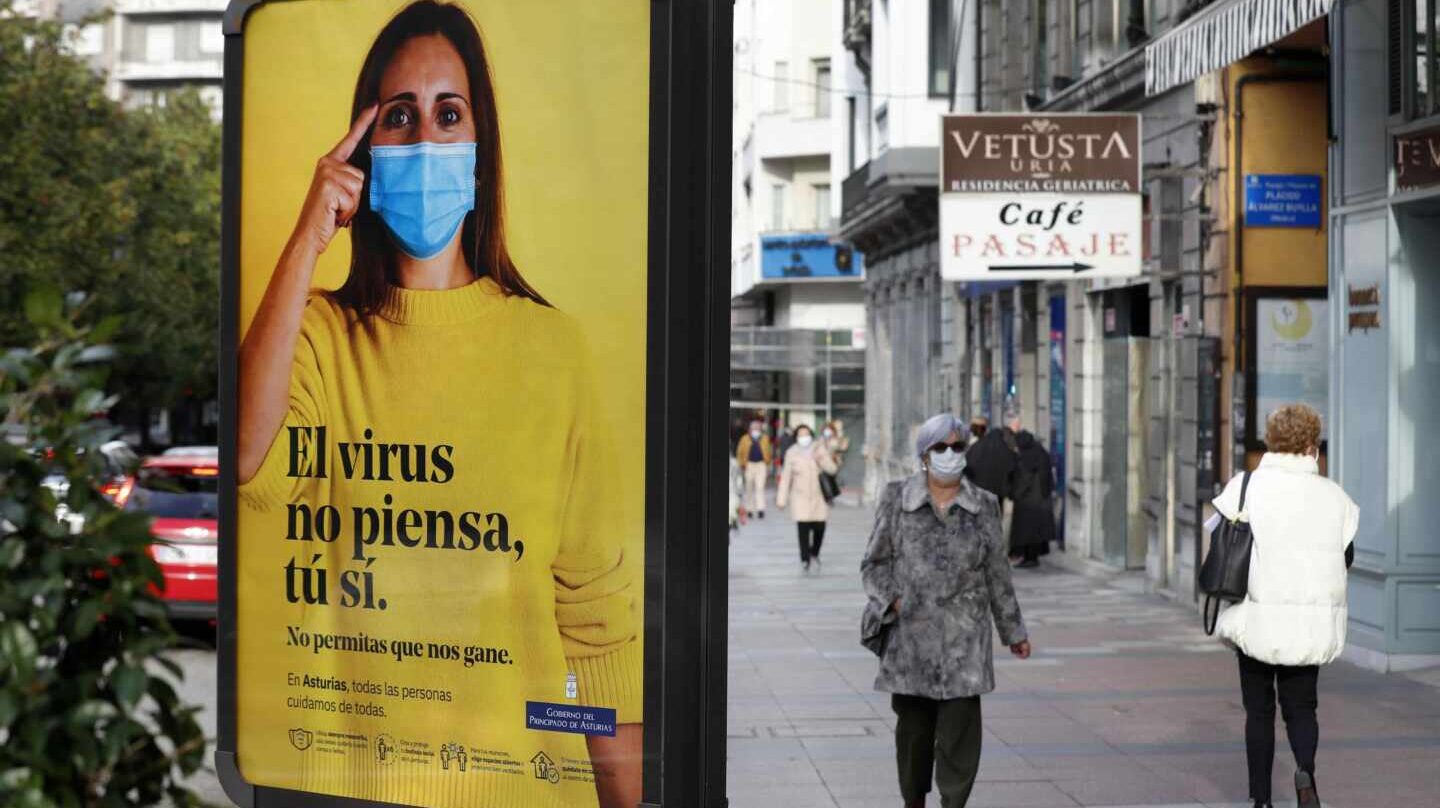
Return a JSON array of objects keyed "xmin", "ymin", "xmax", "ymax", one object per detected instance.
[
  {"xmin": 814, "ymin": 184, "xmax": 832, "ymax": 228},
  {"xmin": 147, "ymin": 22, "xmax": 175, "ymax": 63},
  {"xmin": 1399, "ymin": 0, "xmax": 1440, "ymax": 117},
  {"xmin": 773, "ymin": 61, "xmax": 789, "ymax": 111},
  {"xmin": 814, "ymin": 59, "xmax": 832, "ymax": 118},
  {"xmin": 771, "ymin": 184, "xmax": 785, "ymax": 231},
  {"xmin": 201, "ymin": 20, "xmax": 224, "ymax": 55},
  {"xmin": 929, "ymin": 0, "xmax": 953, "ymax": 97}
]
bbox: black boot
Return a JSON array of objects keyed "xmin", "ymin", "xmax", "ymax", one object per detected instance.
[{"xmin": 1295, "ymin": 771, "xmax": 1320, "ymax": 808}]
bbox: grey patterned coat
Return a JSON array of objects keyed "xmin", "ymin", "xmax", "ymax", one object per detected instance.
[{"xmin": 861, "ymin": 473, "xmax": 1028, "ymax": 700}]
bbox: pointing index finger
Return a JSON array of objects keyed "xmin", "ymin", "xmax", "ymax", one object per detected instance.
[{"xmin": 330, "ymin": 104, "xmax": 378, "ymax": 162}]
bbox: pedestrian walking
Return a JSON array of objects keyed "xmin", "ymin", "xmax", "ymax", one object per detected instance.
[
  {"xmin": 1210, "ymin": 404, "xmax": 1357, "ymax": 808},
  {"xmin": 776, "ymin": 424, "xmax": 839, "ymax": 571},
  {"xmin": 735, "ymin": 420, "xmax": 772, "ymax": 519},
  {"xmin": 823, "ymin": 419, "xmax": 851, "ymax": 466},
  {"xmin": 860, "ymin": 413, "xmax": 1032, "ymax": 808},
  {"xmin": 1008, "ymin": 429, "xmax": 1054, "ymax": 568}
]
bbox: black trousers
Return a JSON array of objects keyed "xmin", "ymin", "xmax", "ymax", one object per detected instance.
[
  {"xmin": 796, "ymin": 521, "xmax": 826, "ymax": 561},
  {"xmin": 892, "ymin": 693, "xmax": 982, "ymax": 807},
  {"xmin": 1237, "ymin": 652, "xmax": 1319, "ymax": 803}
]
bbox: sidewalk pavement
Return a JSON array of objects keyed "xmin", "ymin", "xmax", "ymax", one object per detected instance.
[{"xmin": 727, "ymin": 497, "xmax": 1440, "ymax": 808}]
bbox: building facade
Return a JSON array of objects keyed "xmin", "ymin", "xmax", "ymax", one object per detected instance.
[
  {"xmin": 1328, "ymin": 0, "xmax": 1440, "ymax": 669},
  {"xmin": 836, "ymin": 0, "xmax": 958, "ymax": 494},
  {"xmin": 30, "ymin": 0, "xmax": 225, "ymax": 113},
  {"xmin": 843, "ymin": 0, "xmax": 1434, "ymax": 669},
  {"xmin": 732, "ymin": 0, "xmax": 867, "ymax": 486}
]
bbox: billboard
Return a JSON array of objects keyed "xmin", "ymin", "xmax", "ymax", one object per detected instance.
[
  {"xmin": 759, "ymin": 233, "xmax": 863, "ymax": 281},
  {"xmin": 940, "ymin": 114, "xmax": 1143, "ymax": 281},
  {"xmin": 214, "ymin": 2, "xmax": 732, "ymax": 806}
]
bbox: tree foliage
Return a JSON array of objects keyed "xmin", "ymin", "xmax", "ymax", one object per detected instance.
[
  {"xmin": 0, "ymin": 4, "xmax": 221, "ymax": 437},
  {"xmin": 0, "ymin": 287, "xmax": 205, "ymax": 808}
]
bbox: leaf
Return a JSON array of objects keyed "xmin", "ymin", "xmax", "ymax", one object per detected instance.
[
  {"xmin": 68, "ymin": 699, "xmax": 116, "ymax": 726},
  {"xmin": 109, "ymin": 664, "xmax": 146, "ymax": 711},
  {"xmin": 0, "ymin": 690, "xmax": 18, "ymax": 727},
  {"xmin": 0, "ymin": 621, "xmax": 39, "ymax": 678},
  {"xmin": 0, "ymin": 539, "xmax": 24, "ymax": 570},
  {"xmin": 22, "ymin": 286, "xmax": 62, "ymax": 328},
  {"xmin": 69, "ymin": 600, "xmax": 102, "ymax": 639}
]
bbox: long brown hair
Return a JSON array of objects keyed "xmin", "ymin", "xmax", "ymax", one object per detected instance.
[{"xmin": 331, "ymin": 0, "xmax": 548, "ymax": 317}]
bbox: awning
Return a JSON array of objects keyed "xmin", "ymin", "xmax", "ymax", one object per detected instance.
[{"xmin": 1145, "ymin": 0, "xmax": 1332, "ymax": 96}]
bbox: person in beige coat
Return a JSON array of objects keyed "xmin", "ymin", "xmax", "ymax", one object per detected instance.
[{"xmin": 777, "ymin": 424, "xmax": 840, "ymax": 571}]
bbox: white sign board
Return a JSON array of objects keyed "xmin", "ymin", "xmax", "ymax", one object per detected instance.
[{"xmin": 940, "ymin": 114, "xmax": 1143, "ymax": 281}]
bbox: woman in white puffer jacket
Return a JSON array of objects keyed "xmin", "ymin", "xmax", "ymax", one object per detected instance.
[{"xmin": 1210, "ymin": 404, "xmax": 1358, "ymax": 808}]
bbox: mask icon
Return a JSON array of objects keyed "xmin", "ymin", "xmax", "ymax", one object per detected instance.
[{"xmin": 369, "ymin": 142, "xmax": 476, "ymax": 259}]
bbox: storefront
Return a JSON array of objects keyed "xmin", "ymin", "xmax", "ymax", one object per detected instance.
[{"xmin": 1328, "ymin": 0, "xmax": 1440, "ymax": 669}]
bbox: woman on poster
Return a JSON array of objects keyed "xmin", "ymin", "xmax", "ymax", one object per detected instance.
[{"xmin": 236, "ymin": 3, "xmax": 640, "ymax": 805}]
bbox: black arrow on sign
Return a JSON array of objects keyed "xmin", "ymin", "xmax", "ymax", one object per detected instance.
[{"xmin": 988, "ymin": 262, "xmax": 1095, "ymax": 273}]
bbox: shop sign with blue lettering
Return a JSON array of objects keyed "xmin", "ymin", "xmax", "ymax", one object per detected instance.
[{"xmin": 1244, "ymin": 174, "xmax": 1322, "ymax": 227}]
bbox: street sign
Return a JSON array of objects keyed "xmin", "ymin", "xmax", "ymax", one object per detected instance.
[
  {"xmin": 940, "ymin": 114, "xmax": 1143, "ymax": 281},
  {"xmin": 760, "ymin": 233, "xmax": 864, "ymax": 280},
  {"xmin": 216, "ymin": 2, "xmax": 732, "ymax": 807},
  {"xmin": 1243, "ymin": 174, "xmax": 1321, "ymax": 227}
]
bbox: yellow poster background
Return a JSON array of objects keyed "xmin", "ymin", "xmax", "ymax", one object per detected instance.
[{"xmin": 234, "ymin": 1, "xmax": 647, "ymax": 804}]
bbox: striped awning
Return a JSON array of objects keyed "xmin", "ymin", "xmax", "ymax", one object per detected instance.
[{"xmin": 1145, "ymin": 0, "xmax": 1332, "ymax": 96}]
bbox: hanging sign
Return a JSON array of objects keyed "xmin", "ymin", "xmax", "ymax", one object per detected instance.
[{"xmin": 940, "ymin": 114, "xmax": 1143, "ymax": 281}]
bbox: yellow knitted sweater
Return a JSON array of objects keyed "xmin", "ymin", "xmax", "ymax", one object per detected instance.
[{"xmin": 237, "ymin": 277, "xmax": 640, "ymax": 807}]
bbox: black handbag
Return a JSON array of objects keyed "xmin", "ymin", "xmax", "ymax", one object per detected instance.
[
  {"xmin": 819, "ymin": 472, "xmax": 841, "ymax": 503},
  {"xmin": 1199, "ymin": 470, "xmax": 1253, "ymax": 635}
]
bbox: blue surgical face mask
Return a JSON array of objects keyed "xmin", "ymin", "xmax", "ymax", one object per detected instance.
[{"xmin": 368, "ymin": 142, "xmax": 476, "ymax": 260}]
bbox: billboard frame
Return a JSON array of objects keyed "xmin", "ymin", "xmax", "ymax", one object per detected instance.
[{"xmin": 214, "ymin": 2, "xmax": 732, "ymax": 807}]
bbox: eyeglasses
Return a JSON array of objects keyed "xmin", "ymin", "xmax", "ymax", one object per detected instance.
[{"xmin": 927, "ymin": 441, "xmax": 966, "ymax": 455}]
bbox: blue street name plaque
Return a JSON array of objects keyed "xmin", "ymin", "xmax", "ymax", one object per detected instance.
[{"xmin": 1244, "ymin": 174, "xmax": 1322, "ymax": 228}]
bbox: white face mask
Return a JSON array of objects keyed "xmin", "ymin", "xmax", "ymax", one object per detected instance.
[
  {"xmin": 822, "ymin": 429, "xmax": 834, "ymax": 438},
  {"xmin": 927, "ymin": 448, "xmax": 966, "ymax": 482},
  {"xmin": 750, "ymin": 429, "xmax": 761, "ymax": 440},
  {"xmin": 796, "ymin": 434, "xmax": 813, "ymax": 447}
]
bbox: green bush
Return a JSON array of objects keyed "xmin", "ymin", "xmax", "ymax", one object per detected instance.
[{"xmin": 0, "ymin": 287, "xmax": 205, "ymax": 807}]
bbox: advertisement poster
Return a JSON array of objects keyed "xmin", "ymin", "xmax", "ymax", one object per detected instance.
[
  {"xmin": 759, "ymin": 233, "xmax": 863, "ymax": 280},
  {"xmin": 1255, "ymin": 298, "xmax": 1329, "ymax": 439},
  {"xmin": 939, "ymin": 114, "xmax": 1142, "ymax": 281},
  {"xmin": 230, "ymin": 2, "xmax": 647, "ymax": 805}
]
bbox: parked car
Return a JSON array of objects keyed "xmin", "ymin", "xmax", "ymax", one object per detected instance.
[{"xmin": 118, "ymin": 451, "xmax": 219, "ymax": 620}]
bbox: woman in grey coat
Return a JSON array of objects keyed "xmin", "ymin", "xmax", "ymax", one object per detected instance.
[{"xmin": 861, "ymin": 413, "xmax": 1032, "ymax": 808}]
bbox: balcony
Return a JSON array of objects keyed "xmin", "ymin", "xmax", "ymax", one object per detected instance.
[
  {"xmin": 115, "ymin": 58, "xmax": 223, "ymax": 82},
  {"xmin": 118, "ymin": 0, "xmax": 226, "ymax": 14},
  {"xmin": 838, "ymin": 148, "xmax": 939, "ymax": 255},
  {"xmin": 731, "ymin": 327, "xmax": 866, "ymax": 373},
  {"xmin": 843, "ymin": 0, "xmax": 871, "ymax": 68},
  {"xmin": 755, "ymin": 113, "xmax": 830, "ymax": 161}
]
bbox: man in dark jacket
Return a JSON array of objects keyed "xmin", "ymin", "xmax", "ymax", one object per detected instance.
[{"xmin": 1009, "ymin": 430, "xmax": 1056, "ymax": 568}]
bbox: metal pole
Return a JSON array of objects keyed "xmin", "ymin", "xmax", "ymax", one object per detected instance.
[{"xmin": 825, "ymin": 329, "xmax": 834, "ymax": 425}]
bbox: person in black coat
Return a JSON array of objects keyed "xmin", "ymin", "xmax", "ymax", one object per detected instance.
[
  {"xmin": 964, "ymin": 418, "xmax": 1017, "ymax": 502},
  {"xmin": 1008, "ymin": 430, "xmax": 1055, "ymax": 568}
]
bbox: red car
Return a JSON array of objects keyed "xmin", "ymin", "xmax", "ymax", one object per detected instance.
[{"xmin": 112, "ymin": 450, "xmax": 219, "ymax": 620}]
